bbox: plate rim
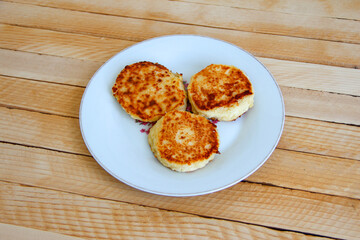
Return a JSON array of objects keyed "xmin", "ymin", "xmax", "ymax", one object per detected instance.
[{"xmin": 79, "ymin": 34, "xmax": 285, "ymax": 197}]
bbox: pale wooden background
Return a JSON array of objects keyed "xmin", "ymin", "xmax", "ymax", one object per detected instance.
[{"xmin": 0, "ymin": 0, "xmax": 359, "ymax": 239}]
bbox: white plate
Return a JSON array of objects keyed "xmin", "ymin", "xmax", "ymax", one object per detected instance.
[{"xmin": 79, "ymin": 35, "xmax": 285, "ymax": 197}]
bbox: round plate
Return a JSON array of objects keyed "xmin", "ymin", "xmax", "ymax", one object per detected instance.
[{"xmin": 79, "ymin": 35, "xmax": 285, "ymax": 197}]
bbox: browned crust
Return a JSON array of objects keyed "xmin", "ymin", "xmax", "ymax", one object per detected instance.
[
  {"xmin": 188, "ymin": 64, "xmax": 253, "ymax": 111},
  {"xmin": 112, "ymin": 61, "xmax": 186, "ymax": 122},
  {"xmin": 157, "ymin": 111, "xmax": 219, "ymax": 165}
]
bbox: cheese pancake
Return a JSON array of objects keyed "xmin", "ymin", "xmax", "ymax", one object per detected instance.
[
  {"xmin": 112, "ymin": 61, "xmax": 187, "ymax": 122},
  {"xmin": 148, "ymin": 110, "xmax": 219, "ymax": 172},
  {"xmin": 188, "ymin": 64, "xmax": 254, "ymax": 121}
]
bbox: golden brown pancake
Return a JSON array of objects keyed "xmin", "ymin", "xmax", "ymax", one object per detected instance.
[
  {"xmin": 148, "ymin": 110, "xmax": 219, "ymax": 172},
  {"xmin": 188, "ymin": 64, "xmax": 254, "ymax": 121},
  {"xmin": 112, "ymin": 61, "xmax": 187, "ymax": 122}
]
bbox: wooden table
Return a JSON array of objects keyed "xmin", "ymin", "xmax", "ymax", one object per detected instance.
[{"xmin": 1, "ymin": 1, "xmax": 359, "ymax": 239}]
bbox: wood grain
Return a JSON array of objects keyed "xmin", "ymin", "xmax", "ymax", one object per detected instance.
[
  {"xmin": 1, "ymin": 140, "xmax": 359, "ymax": 200},
  {"xmin": 1, "ymin": 74, "xmax": 359, "ymax": 125},
  {"xmin": 179, "ymin": 0, "xmax": 360, "ymax": 20},
  {"xmin": 1, "ymin": 24, "xmax": 360, "ymax": 96},
  {"xmin": 0, "ymin": 181, "xmax": 329, "ymax": 240},
  {"xmin": 1, "ymin": 2, "xmax": 359, "ymax": 68},
  {"xmin": 6, "ymin": 0, "xmax": 360, "ymax": 44}
]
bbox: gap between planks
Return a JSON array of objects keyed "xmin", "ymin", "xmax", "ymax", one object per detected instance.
[{"xmin": 0, "ymin": 2, "xmax": 359, "ymax": 68}]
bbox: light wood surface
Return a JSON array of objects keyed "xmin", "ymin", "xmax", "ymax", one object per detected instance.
[{"xmin": 0, "ymin": 0, "xmax": 359, "ymax": 239}]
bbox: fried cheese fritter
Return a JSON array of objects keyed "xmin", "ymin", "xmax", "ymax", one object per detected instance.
[
  {"xmin": 148, "ymin": 110, "xmax": 219, "ymax": 172},
  {"xmin": 188, "ymin": 64, "xmax": 254, "ymax": 121},
  {"xmin": 112, "ymin": 61, "xmax": 187, "ymax": 122}
]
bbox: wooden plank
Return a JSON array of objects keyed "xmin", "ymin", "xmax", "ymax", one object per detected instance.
[
  {"xmin": 1, "ymin": 24, "xmax": 360, "ymax": 96},
  {"xmin": 0, "ymin": 223, "xmax": 85, "ymax": 240},
  {"xmin": 0, "ymin": 182, "xmax": 329, "ymax": 240},
  {"xmin": 249, "ymin": 148, "xmax": 360, "ymax": 198},
  {"xmin": 281, "ymin": 86, "xmax": 360, "ymax": 125},
  {"xmin": 259, "ymin": 57, "xmax": 360, "ymax": 96},
  {"xmin": 0, "ymin": 107, "xmax": 89, "ymax": 155},
  {"xmin": 178, "ymin": 0, "xmax": 360, "ymax": 20},
  {"xmin": 1, "ymin": 140, "xmax": 359, "ymax": 199},
  {"xmin": 0, "ymin": 49, "xmax": 102, "ymax": 87},
  {"xmin": 0, "ymin": 104, "xmax": 359, "ymax": 160},
  {"xmin": 1, "ymin": 74, "xmax": 359, "ymax": 125},
  {"xmin": 7, "ymin": 0, "xmax": 360, "ymax": 44},
  {"xmin": 1, "ymin": 2, "xmax": 359, "ymax": 68},
  {"xmin": 0, "ymin": 76, "xmax": 84, "ymax": 117},
  {"xmin": 278, "ymin": 117, "xmax": 360, "ymax": 160}
]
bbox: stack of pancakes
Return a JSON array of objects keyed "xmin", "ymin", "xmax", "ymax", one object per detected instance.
[{"xmin": 112, "ymin": 61, "xmax": 254, "ymax": 172}]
